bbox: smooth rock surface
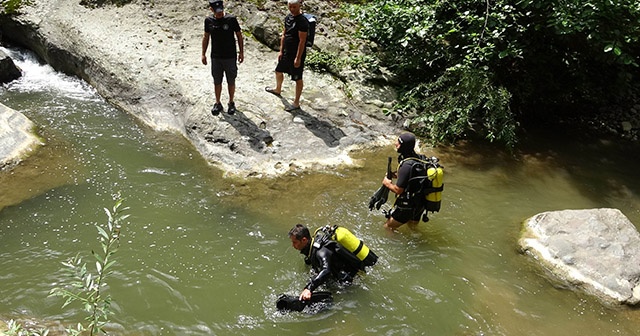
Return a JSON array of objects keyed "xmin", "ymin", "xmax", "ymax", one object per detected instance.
[
  {"xmin": 519, "ymin": 208, "xmax": 640, "ymax": 306},
  {"xmin": 0, "ymin": 103, "xmax": 42, "ymax": 170},
  {"xmin": 0, "ymin": 0, "xmax": 400, "ymax": 178}
]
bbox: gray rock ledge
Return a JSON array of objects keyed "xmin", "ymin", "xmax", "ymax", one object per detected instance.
[
  {"xmin": 0, "ymin": 0, "xmax": 400, "ymax": 178},
  {"xmin": 0, "ymin": 103, "xmax": 43, "ymax": 170},
  {"xmin": 519, "ymin": 208, "xmax": 640, "ymax": 306}
]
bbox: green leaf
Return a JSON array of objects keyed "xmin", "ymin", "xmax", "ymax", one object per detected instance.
[
  {"xmin": 85, "ymin": 273, "xmax": 92, "ymax": 289},
  {"xmin": 93, "ymin": 251, "xmax": 104, "ymax": 264},
  {"xmin": 104, "ymin": 208, "xmax": 113, "ymax": 222},
  {"xmin": 104, "ymin": 260, "xmax": 117, "ymax": 272},
  {"xmin": 63, "ymin": 297, "xmax": 74, "ymax": 308},
  {"xmin": 614, "ymin": 47, "xmax": 622, "ymax": 56},
  {"xmin": 96, "ymin": 226, "xmax": 109, "ymax": 240}
]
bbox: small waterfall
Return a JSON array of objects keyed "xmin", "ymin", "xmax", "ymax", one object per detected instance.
[{"xmin": 1, "ymin": 46, "xmax": 98, "ymax": 101}]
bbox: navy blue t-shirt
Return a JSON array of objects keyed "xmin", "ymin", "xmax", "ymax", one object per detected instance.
[{"xmin": 204, "ymin": 14, "xmax": 241, "ymax": 59}]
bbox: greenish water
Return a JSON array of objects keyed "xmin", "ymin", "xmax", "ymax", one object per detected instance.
[{"xmin": 2, "ymin": 47, "xmax": 640, "ymax": 335}]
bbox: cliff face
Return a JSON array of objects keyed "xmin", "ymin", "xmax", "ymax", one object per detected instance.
[{"xmin": 0, "ymin": 0, "xmax": 400, "ymax": 178}]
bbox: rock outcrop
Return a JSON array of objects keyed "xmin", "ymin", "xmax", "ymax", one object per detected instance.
[
  {"xmin": 0, "ymin": 0, "xmax": 400, "ymax": 178},
  {"xmin": 0, "ymin": 49, "xmax": 21, "ymax": 83},
  {"xmin": 519, "ymin": 208, "xmax": 640, "ymax": 306},
  {"xmin": 0, "ymin": 103, "xmax": 42, "ymax": 170}
]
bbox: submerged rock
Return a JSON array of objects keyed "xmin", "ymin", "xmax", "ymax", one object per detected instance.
[
  {"xmin": 0, "ymin": 103, "xmax": 42, "ymax": 170},
  {"xmin": 519, "ymin": 208, "xmax": 640, "ymax": 306}
]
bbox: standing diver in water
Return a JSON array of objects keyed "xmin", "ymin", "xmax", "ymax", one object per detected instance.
[
  {"xmin": 381, "ymin": 132, "xmax": 428, "ymax": 231},
  {"xmin": 288, "ymin": 224, "xmax": 377, "ymax": 301}
]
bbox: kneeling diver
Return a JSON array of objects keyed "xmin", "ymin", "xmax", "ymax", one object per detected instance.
[{"xmin": 288, "ymin": 224, "xmax": 377, "ymax": 301}]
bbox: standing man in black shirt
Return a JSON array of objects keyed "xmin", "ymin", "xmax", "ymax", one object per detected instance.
[
  {"xmin": 202, "ymin": 0, "xmax": 244, "ymax": 115},
  {"xmin": 265, "ymin": 0, "xmax": 308, "ymax": 111}
]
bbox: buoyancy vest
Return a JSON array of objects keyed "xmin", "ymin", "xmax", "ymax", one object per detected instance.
[{"xmin": 399, "ymin": 155, "xmax": 444, "ymax": 212}]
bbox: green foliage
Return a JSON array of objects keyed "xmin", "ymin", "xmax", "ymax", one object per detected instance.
[
  {"xmin": 347, "ymin": 54, "xmax": 379, "ymax": 72},
  {"xmin": 2, "ymin": 320, "xmax": 48, "ymax": 336},
  {"xmin": 50, "ymin": 197, "xmax": 129, "ymax": 336},
  {"xmin": 306, "ymin": 50, "xmax": 379, "ymax": 79},
  {"xmin": 306, "ymin": 50, "xmax": 346, "ymax": 73},
  {"xmin": 405, "ymin": 64, "xmax": 516, "ymax": 146},
  {"xmin": 1, "ymin": 0, "xmax": 30, "ymax": 15},
  {"xmin": 350, "ymin": 0, "xmax": 640, "ymax": 146}
]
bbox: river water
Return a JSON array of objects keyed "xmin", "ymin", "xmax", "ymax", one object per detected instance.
[{"xmin": 2, "ymin": 46, "xmax": 640, "ymax": 335}]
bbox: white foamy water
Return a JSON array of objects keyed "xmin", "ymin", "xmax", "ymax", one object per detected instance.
[{"xmin": 1, "ymin": 46, "xmax": 100, "ymax": 101}]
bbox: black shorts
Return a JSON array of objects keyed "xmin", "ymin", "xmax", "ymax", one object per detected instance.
[
  {"xmin": 211, "ymin": 58, "xmax": 238, "ymax": 86},
  {"xmin": 390, "ymin": 199, "xmax": 425, "ymax": 224},
  {"xmin": 275, "ymin": 52, "xmax": 306, "ymax": 81}
]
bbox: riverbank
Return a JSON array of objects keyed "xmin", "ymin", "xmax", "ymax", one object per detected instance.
[{"xmin": 0, "ymin": 0, "xmax": 400, "ymax": 178}]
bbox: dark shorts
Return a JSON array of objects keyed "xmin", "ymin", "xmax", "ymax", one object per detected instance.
[
  {"xmin": 275, "ymin": 52, "xmax": 306, "ymax": 81},
  {"xmin": 211, "ymin": 58, "xmax": 238, "ymax": 86},
  {"xmin": 390, "ymin": 199, "xmax": 425, "ymax": 224}
]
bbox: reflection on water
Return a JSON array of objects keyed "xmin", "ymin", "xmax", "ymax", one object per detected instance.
[{"xmin": 2, "ymin": 46, "xmax": 640, "ymax": 335}]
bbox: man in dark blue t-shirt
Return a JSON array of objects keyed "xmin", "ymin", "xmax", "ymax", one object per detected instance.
[
  {"xmin": 265, "ymin": 0, "xmax": 308, "ymax": 111},
  {"xmin": 201, "ymin": 0, "xmax": 244, "ymax": 115}
]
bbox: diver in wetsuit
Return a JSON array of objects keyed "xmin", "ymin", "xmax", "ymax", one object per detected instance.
[
  {"xmin": 382, "ymin": 132, "xmax": 425, "ymax": 230},
  {"xmin": 288, "ymin": 224, "xmax": 370, "ymax": 301}
]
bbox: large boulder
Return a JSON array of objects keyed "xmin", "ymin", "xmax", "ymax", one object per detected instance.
[
  {"xmin": 244, "ymin": 10, "xmax": 282, "ymax": 52},
  {"xmin": 0, "ymin": 50, "xmax": 22, "ymax": 83},
  {"xmin": 0, "ymin": 103, "xmax": 42, "ymax": 170},
  {"xmin": 519, "ymin": 208, "xmax": 640, "ymax": 306}
]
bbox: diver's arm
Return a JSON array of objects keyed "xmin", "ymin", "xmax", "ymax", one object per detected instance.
[
  {"xmin": 382, "ymin": 177, "xmax": 404, "ymax": 195},
  {"xmin": 301, "ymin": 248, "xmax": 333, "ymax": 298},
  {"xmin": 383, "ymin": 163, "xmax": 411, "ymax": 195}
]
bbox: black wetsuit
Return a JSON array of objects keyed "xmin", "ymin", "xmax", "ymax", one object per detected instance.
[
  {"xmin": 391, "ymin": 154, "xmax": 426, "ymax": 223},
  {"xmin": 301, "ymin": 238, "xmax": 363, "ymax": 292}
]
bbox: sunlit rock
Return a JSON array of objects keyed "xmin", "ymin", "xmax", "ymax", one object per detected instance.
[
  {"xmin": 519, "ymin": 208, "xmax": 640, "ymax": 306},
  {"xmin": 0, "ymin": 103, "xmax": 43, "ymax": 170},
  {"xmin": 0, "ymin": 0, "xmax": 398, "ymax": 178}
]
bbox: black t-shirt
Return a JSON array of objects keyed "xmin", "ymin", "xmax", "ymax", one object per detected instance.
[
  {"xmin": 204, "ymin": 14, "xmax": 241, "ymax": 59},
  {"xmin": 283, "ymin": 13, "xmax": 309, "ymax": 55}
]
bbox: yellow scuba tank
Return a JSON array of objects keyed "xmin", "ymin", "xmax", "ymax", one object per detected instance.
[
  {"xmin": 313, "ymin": 225, "xmax": 378, "ymax": 267},
  {"xmin": 332, "ymin": 226, "xmax": 370, "ymax": 262},
  {"xmin": 425, "ymin": 165, "xmax": 444, "ymax": 212},
  {"xmin": 402, "ymin": 155, "xmax": 444, "ymax": 213}
]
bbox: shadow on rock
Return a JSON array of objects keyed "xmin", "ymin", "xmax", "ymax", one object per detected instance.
[
  {"xmin": 222, "ymin": 109, "xmax": 273, "ymax": 152},
  {"xmin": 289, "ymin": 107, "xmax": 346, "ymax": 147},
  {"xmin": 270, "ymin": 94, "xmax": 346, "ymax": 147}
]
